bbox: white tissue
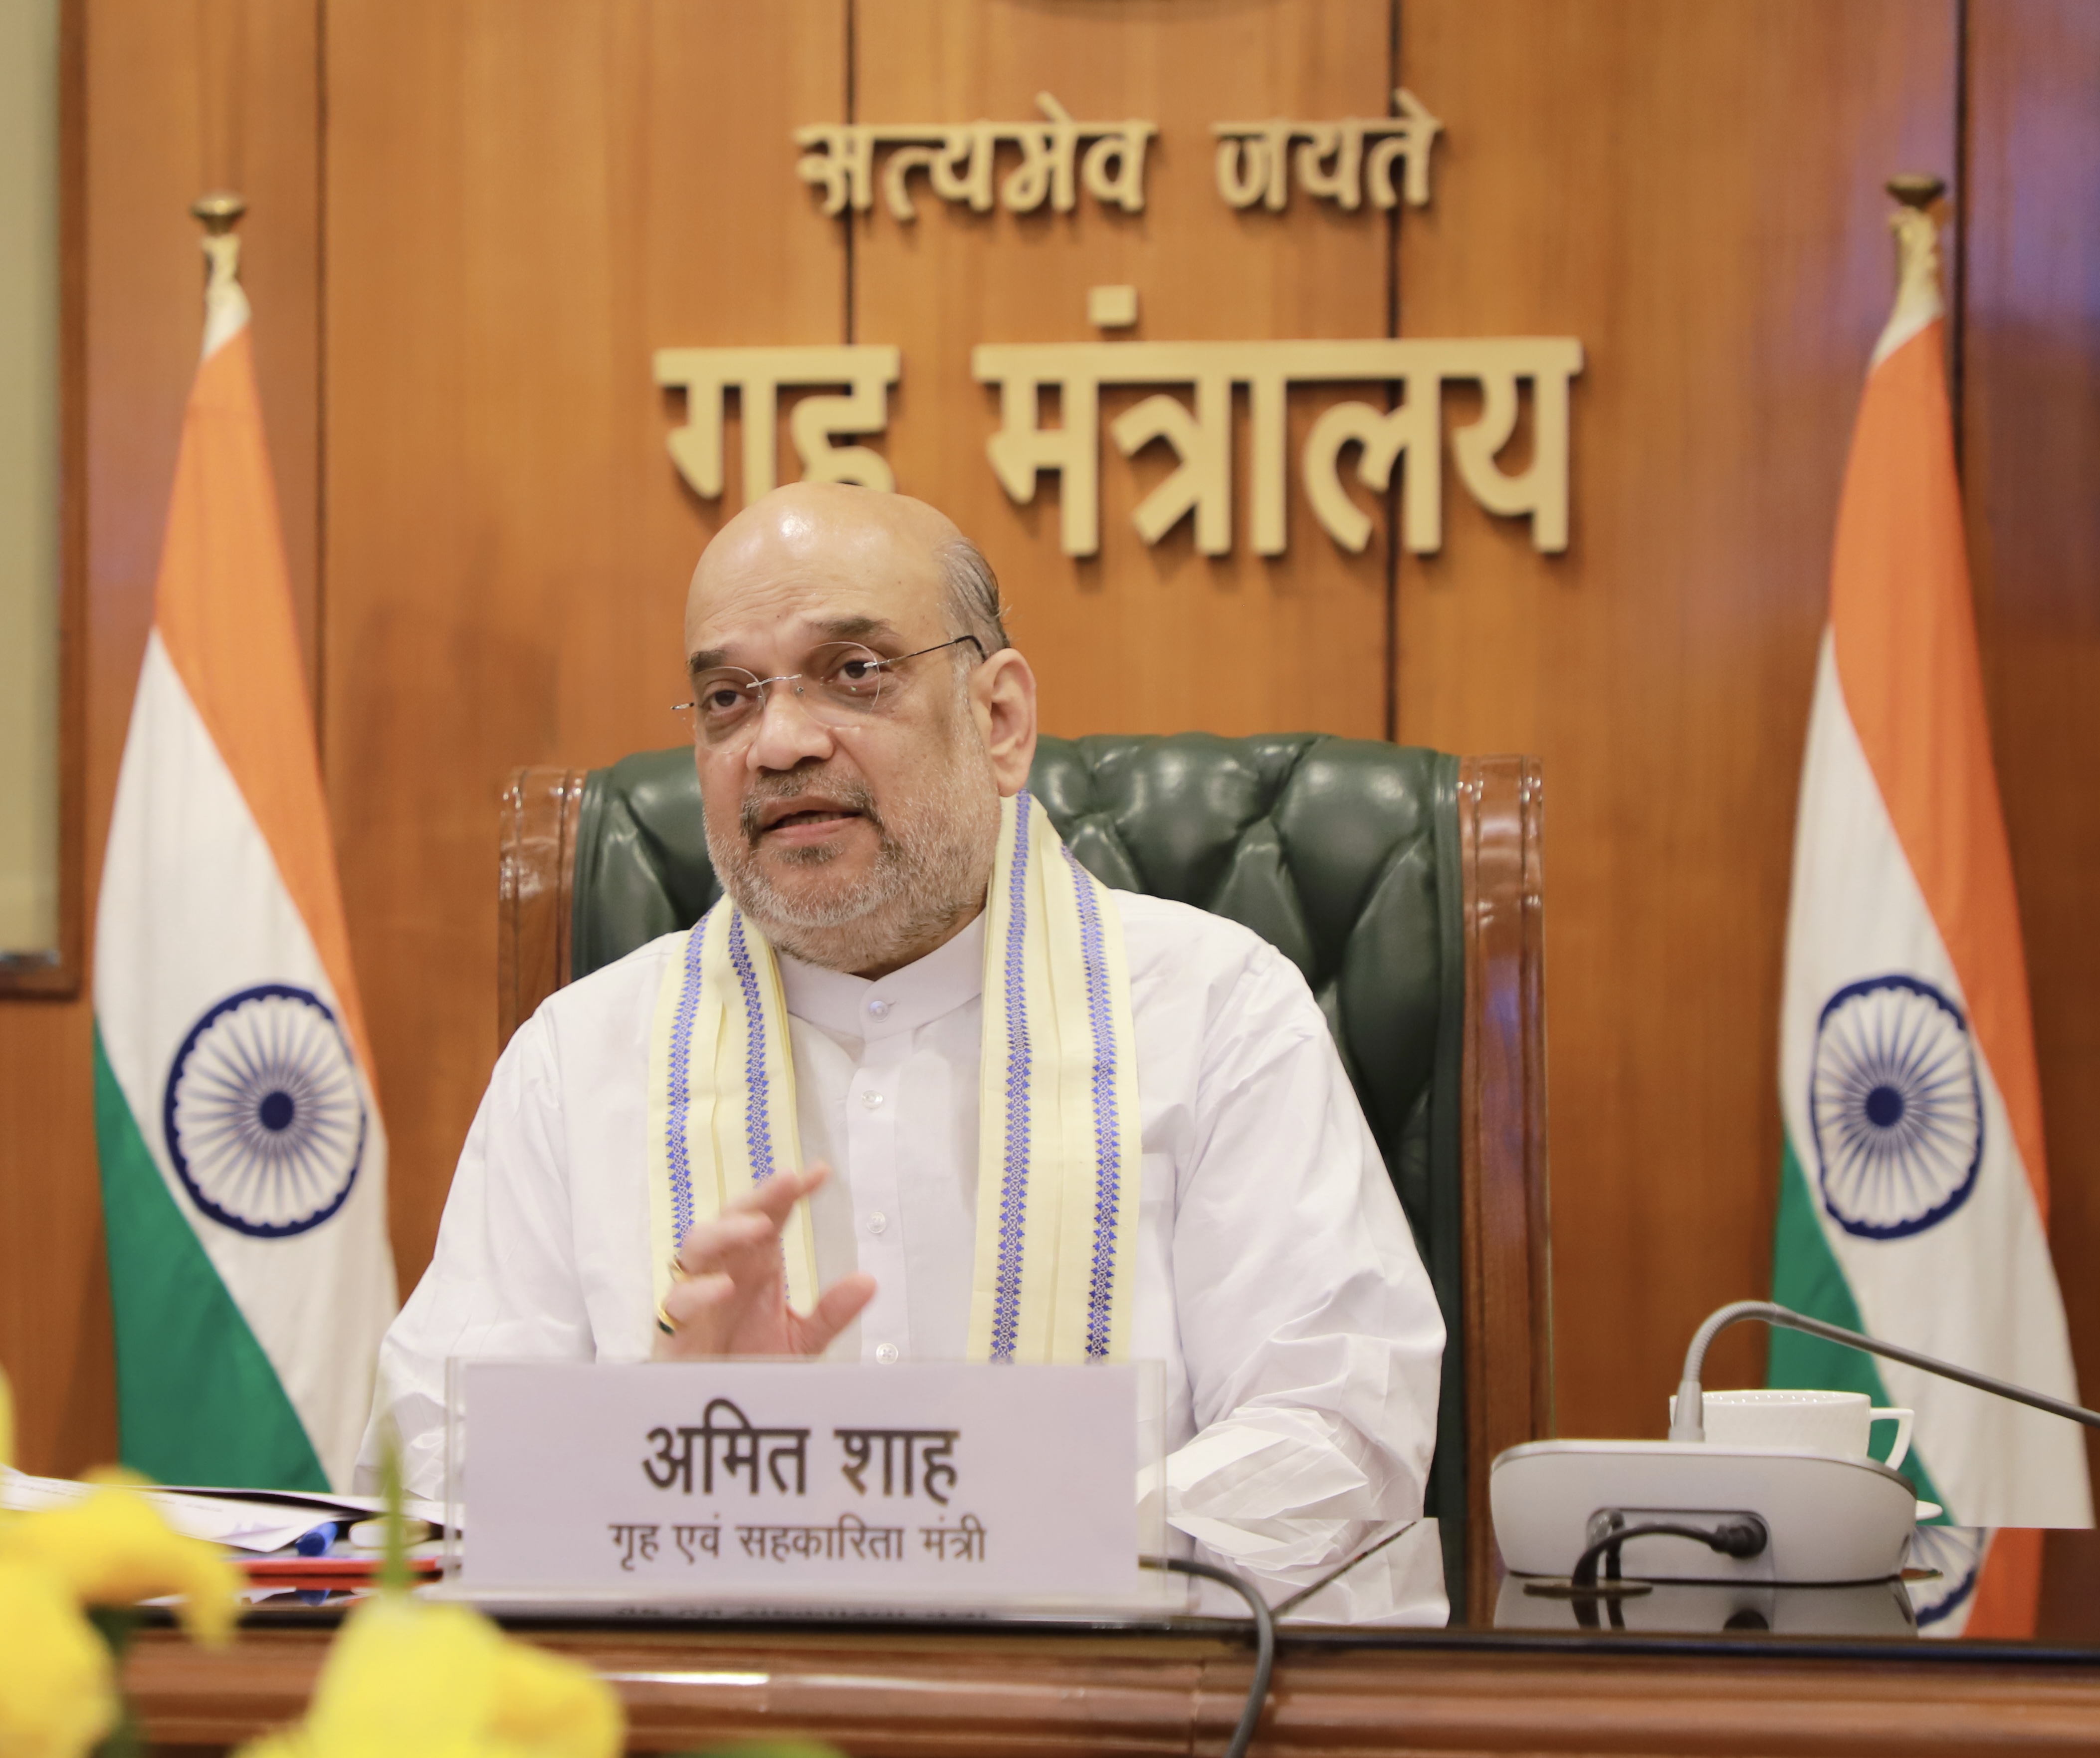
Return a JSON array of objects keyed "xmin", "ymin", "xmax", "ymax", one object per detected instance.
[{"xmin": 1152, "ymin": 1405, "xmax": 1401, "ymax": 1569}]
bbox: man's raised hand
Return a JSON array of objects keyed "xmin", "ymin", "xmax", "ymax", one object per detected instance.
[{"xmin": 652, "ymin": 1164, "xmax": 876, "ymax": 1360}]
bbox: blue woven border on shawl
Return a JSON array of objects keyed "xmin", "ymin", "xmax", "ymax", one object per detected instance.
[
  {"xmin": 989, "ymin": 791, "xmax": 1035, "ymax": 1361},
  {"xmin": 726, "ymin": 910, "xmax": 778, "ymax": 1185},
  {"xmin": 1063, "ymin": 846, "xmax": 1123, "ymax": 1358},
  {"xmin": 665, "ymin": 919, "xmax": 709, "ymax": 1247}
]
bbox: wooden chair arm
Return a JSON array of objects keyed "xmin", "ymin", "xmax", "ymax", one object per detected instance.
[
  {"xmin": 497, "ymin": 766, "xmax": 585, "ymax": 1053},
  {"xmin": 1459, "ymin": 754, "xmax": 1554, "ymax": 1620}
]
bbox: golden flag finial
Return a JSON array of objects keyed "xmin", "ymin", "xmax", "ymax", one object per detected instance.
[
  {"xmin": 189, "ymin": 191, "xmax": 246, "ymax": 235},
  {"xmin": 1870, "ymin": 173, "xmax": 1948, "ymax": 369},
  {"xmin": 1886, "ymin": 173, "xmax": 1946, "ymax": 211},
  {"xmin": 188, "ymin": 193, "xmax": 250, "ymax": 354}
]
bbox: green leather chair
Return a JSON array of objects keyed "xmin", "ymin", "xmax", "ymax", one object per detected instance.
[{"xmin": 498, "ymin": 733, "xmax": 1551, "ymax": 1619}]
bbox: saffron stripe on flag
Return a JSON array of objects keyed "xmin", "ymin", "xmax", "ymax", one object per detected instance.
[
  {"xmin": 1827, "ymin": 323, "xmax": 2050, "ymax": 1218},
  {"xmin": 150, "ymin": 328, "xmax": 377, "ymax": 1080}
]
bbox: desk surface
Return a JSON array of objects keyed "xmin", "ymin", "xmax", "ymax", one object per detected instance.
[
  {"xmin": 129, "ymin": 1610, "xmax": 2100, "ymax": 1757},
  {"xmin": 125, "ymin": 1525, "xmax": 2100, "ymax": 1758}
]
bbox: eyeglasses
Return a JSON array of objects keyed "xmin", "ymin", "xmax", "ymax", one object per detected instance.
[{"xmin": 673, "ymin": 634, "xmax": 985, "ymax": 747}]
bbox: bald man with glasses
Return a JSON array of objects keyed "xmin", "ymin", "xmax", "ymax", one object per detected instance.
[{"xmin": 362, "ymin": 483, "xmax": 1444, "ymax": 1604}]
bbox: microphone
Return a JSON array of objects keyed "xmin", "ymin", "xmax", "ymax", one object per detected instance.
[{"xmin": 1668, "ymin": 1300, "xmax": 2100, "ymax": 1445}]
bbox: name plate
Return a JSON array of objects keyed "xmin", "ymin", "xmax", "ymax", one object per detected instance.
[{"xmin": 455, "ymin": 1361, "xmax": 1143, "ymax": 1605}]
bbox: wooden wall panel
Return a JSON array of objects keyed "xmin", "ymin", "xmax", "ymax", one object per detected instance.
[
  {"xmin": 321, "ymin": 0, "xmax": 846, "ymax": 1286},
  {"xmin": 0, "ymin": 0, "xmax": 318, "ymax": 1475},
  {"xmin": 1963, "ymin": 0, "xmax": 2100, "ymax": 1468},
  {"xmin": 852, "ymin": 0, "xmax": 1393, "ymax": 741},
  {"xmin": 1393, "ymin": 1, "xmax": 1959, "ymax": 1436}
]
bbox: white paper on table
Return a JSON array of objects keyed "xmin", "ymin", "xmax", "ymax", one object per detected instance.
[
  {"xmin": 1, "ymin": 1466, "xmax": 450, "ymax": 1553},
  {"xmin": 155, "ymin": 1484, "xmax": 453, "ymax": 1530},
  {"xmin": 1202, "ymin": 1517, "xmax": 1450, "ymax": 1626},
  {"xmin": 1140, "ymin": 1406, "xmax": 1405, "ymax": 1572}
]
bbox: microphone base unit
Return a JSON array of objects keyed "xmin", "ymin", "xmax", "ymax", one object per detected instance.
[
  {"xmin": 1490, "ymin": 1440, "xmax": 1919, "ymax": 1586},
  {"xmin": 1493, "ymin": 1571, "xmax": 1921, "ymax": 1637}
]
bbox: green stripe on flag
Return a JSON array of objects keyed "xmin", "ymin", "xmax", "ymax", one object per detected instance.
[
  {"xmin": 1771, "ymin": 1133, "xmax": 1947, "ymax": 1516},
  {"xmin": 93, "ymin": 1026, "xmax": 328, "ymax": 1490}
]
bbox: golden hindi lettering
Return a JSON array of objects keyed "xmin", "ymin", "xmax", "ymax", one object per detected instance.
[
  {"xmin": 649, "ymin": 327, "xmax": 1584, "ymax": 558},
  {"xmin": 652, "ymin": 347, "xmax": 901, "ymax": 502},
  {"xmin": 1213, "ymin": 89, "xmax": 1443, "ymax": 213},
  {"xmin": 973, "ymin": 333, "xmax": 1583, "ymax": 557},
  {"xmin": 795, "ymin": 94, "xmax": 1155, "ymax": 222}
]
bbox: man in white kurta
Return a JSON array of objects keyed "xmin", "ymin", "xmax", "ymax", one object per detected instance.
[{"xmin": 362, "ymin": 484, "xmax": 1444, "ymax": 1591}]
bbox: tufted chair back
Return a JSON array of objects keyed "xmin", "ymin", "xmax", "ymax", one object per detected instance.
[{"xmin": 498, "ymin": 733, "xmax": 1550, "ymax": 1620}]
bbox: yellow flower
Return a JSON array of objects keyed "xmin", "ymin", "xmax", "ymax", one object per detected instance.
[
  {"xmin": 241, "ymin": 1593, "xmax": 622, "ymax": 1758},
  {"xmin": 0, "ymin": 1557, "xmax": 120, "ymax": 1758},
  {"xmin": 0, "ymin": 1481, "xmax": 239, "ymax": 1645},
  {"xmin": 487, "ymin": 1632, "xmax": 626, "ymax": 1758},
  {"xmin": 0, "ymin": 1367, "xmax": 242, "ymax": 1758}
]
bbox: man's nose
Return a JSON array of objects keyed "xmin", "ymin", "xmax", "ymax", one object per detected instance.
[{"xmin": 745, "ymin": 678, "xmax": 836, "ymax": 773}]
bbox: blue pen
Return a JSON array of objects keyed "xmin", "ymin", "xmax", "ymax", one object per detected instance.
[{"xmin": 294, "ymin": 1521, "xmax": 340, "ymax": 1558}]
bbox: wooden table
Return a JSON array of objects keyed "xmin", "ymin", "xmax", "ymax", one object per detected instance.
[{"xmin": 127, "ymin": 1615, "xmax": 2100, "ymax": 1757}]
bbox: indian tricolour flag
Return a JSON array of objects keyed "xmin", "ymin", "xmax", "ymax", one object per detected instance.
[
  {"xmin": 92, "ymin": 217, "xmax": 395, "ymax": 1492},
  {"xmin": 1771, "ymin": 195, "xmax": 2091, "ymax": 1635}
]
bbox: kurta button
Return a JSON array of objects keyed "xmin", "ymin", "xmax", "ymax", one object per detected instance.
[
  {"xmin": 867, "ymin": 1210, "xmax": 888, "ymax": 1235},
  {"xmin": 874, "ymin": 1343, "xmax": 900, "ymax": 1365},
  {"xmin": 868, "ymin": 998, "xmax": 891, "ymax": 1018},
  {"xmin": 861, "ymin": 1089, "xmax": 884, "ymax": 1109}
]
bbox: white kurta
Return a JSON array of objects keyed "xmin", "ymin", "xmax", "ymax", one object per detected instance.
[{"xmin": 361, "ymin": 890, "xmax": 1445, "ymax": 1580}]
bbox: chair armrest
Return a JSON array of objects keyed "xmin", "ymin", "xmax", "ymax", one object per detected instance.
[
  {"xmin": 498, "ymin": 767, "xmax": 585, "ymax": 1052},
  {"xmin": 1458, "ymin": 754, "xmax": 1554, "ymax": 1617}
]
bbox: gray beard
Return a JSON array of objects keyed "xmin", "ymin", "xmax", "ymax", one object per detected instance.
[{"xmin": 705, "ymin": 740, "xmax": 1001, "ymax": 976}]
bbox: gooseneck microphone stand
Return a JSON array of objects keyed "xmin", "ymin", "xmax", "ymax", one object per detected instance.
[{"xmin": 1668, "ymin": 1300, "xmax": 2100, "ymax": 1445}]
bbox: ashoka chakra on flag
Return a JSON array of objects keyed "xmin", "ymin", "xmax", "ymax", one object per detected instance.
[
  {"xmin": 162, "ymin": 983, "xmax": 368, "ymax": 1238},
  {"xmin": 1903, "ymin": 1526, "xmax": 1986, "ymax": 1631},
  {"xmin": 1810, "ymin": 973, "xmax": 1983, "ymax": 1240}
]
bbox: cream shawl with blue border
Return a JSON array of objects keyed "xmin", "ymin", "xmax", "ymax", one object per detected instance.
[{"xmin": 645, "ymin": 790, "xmax": 1142, "ymax": 1362}]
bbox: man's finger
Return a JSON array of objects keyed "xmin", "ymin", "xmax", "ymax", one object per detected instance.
[
  {"xmin": 676, "ymin": 1165, "xmax": 829, "ymax": 1276},
  {"xmin": 662, "ymin": 1270, "xmax": 735, "ymax": 1329},
  {"xmin": 791, "ymin": 1271, "xmax": 878, "ymax": 1358},
  {"xmin": 655, "ymin": 1272, "xmax": 739, "ymax": 1359},
  {"xmin": 675, "ymin": 1208, "xmax": 783, "ymax": 1279},
  {"xmin": 723, "ymin": 1163, "xmax": 831, "ymax": 1225}
]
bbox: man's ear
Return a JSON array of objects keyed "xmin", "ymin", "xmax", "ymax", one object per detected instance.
[{"xmin": 973, "ymin": 648, "xmax": 1038, "ymax": 797}]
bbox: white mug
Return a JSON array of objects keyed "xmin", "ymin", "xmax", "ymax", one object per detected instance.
[{"xmin": 1668, "ymin": 1388, "xmax": 1913, "ymax": 1468}]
